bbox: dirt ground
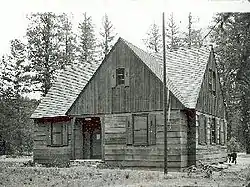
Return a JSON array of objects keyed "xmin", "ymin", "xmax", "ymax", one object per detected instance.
[{"xmin": 0, "ymin": 153, "xmax": 250, "ymax": 187}]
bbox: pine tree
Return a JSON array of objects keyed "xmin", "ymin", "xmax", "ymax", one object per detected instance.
[
  {"xmin": 78, "ymin": 13, "xmax": 97, "ymax": 65},
  {"xmin": 183, "ymin": 12, "xmax": 203, "ymax": 48},
  {"xmin": 99, "ymin": 13, "xmax": 117, "ymax": 59},
  {"xmin": 2, "ymin": 39, "xmax": 29, "ymax": 95},
  {"xmin": 143, "ymin": 22, "xmax": 162, "ymax": 53},
  {"xmin": 61, "ymin": 13, "xmax": 77, "ymax": 66},
  {"xmin": 166, "ymin": 13, "xmax": 181, "ymax": 50},
  {"xmin": 0, "ymin": 40, "xmax": 37, "ymax": 154},
  {"xmin": 26, "ymin": 12, "xmax": 73, "ymax": 96},
  {"xmin": 210, "ymin": 13, "xmax": 250, "ymax": 153}
]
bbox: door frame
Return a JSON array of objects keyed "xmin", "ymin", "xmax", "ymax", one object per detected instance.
[{"xmin": 71, "ymin": 115, "xmax": 104, "ymax": 161}]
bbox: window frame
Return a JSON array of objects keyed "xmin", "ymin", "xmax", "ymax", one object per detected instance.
[
  {"xmin": 210, "ymin": 118, "xmax": 216, "ymax": 145},
  {"xmin": 47, "ymin": 122, "xmax": 68, "ymax": 147},
  {"xmin": 208, "ymin": 68, "xmax": 216, "ymax": 96},
  {"xmin": 116, "ymin": 68, "xmax": 125, "ymax": 86},
  {"xmin": 51, "ymin": 123, "xmax": 64, "ymax": 146},
  {"xmin": 132, "ymin": 114, "xmax": 149, "ymax": 146},
  {"xmin": 212, "ymin": 71, "xmax": 216, "ymax": 96}
]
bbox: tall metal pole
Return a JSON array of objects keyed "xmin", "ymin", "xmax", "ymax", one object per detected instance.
[{"xmin": 162, "ymin": 12, "xmax": 168, "ymax": 175}]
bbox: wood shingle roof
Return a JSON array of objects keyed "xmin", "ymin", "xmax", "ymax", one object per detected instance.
[
  {"xmin": 31, "ymin": 37, "xmax": 211, "ymax": 118},
  {"xmin": 31, "ymin": 62, "xmax": 100, "ymax": 118},
  {"xmin": 121, "ymin": 38, "xmax": 210, "ymax": 109}
]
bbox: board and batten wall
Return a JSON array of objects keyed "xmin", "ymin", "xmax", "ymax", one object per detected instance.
[
  {"xmin": 195, "ymin": 112, "xmax": 227, "ymax": 164},
  {"xmin": 67, "ymin": 40, "xmax": 184, "ymax": 116},
  {"xmin": 102, "ymin": 110, "xmax": 188, "ymax": 171},
  {"xmin": 195, "ymin": 51, "xmax": 227, "ymax": 164},
  {"xmin": 196, "ymin": 51, "xmax": 225, "ymax": 118}
]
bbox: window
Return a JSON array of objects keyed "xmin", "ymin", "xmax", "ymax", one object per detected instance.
[
  {"xmin": 209, "ymin": 69, "xmax": 212, "ymax": 91},
  {"xmin": 131, "ymin": 114, "xmax": 156, "ymax": 146},
  {"xmin": 133, "ymin": 115, "xmax": 148, "ymax": 146},
  {"xmin": 52, "ymin": 123, "xmax": 63, "ymax": 145},
  {"xmin": 116, "ymin": 68, "xmax": 125, "ymax": 85},
  {"xmin": 208, "ymin": 68, "xmax": 216, "ymax": 96},
  {"xmin": 210, "ymin": 118, "xmax": 216, "ymax": 144},
  {"xmin": 212, "ymin": 71, "xmax": 216, "ymax": 96},
  {"xmin": 198, "ymin": 115, "xmax": 207, "ymax": 145},
  {"xmin": 47, "ymin": 122, "xmax": 68, "ymax": 147}
]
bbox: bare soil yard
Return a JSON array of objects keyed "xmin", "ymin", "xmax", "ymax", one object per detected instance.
[{"xmin": 0, "ymin": 153, "xmax": 250, "ymax": 187}]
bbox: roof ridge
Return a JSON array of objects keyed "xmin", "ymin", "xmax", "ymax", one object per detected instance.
[
  {"xmin": 32, "ymin": 37, "xmax": 211, "ymax": 118},
  {"xmin": 121, "ymin": 38, "xmax": 188, "ymax": 107},
  {"xmin": 121, "ymin": 38, "xmax": 211, "ymax": 109}
]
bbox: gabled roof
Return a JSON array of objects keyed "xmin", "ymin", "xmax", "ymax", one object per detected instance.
[
  {"xmin": 31, "ymin": 37, "xmax": 211, "ymax": 119},
  {"xmin": 121, "ymin": 38, "xmax": 210, "ymax": 108},
  {"xmin": 31, "ymin": 62, "xmax": 100, "ymax": 118}
]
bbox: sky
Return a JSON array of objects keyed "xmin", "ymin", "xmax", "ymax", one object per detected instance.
[
  {"xmin": 0, "ymin": 0, "xmax": 249, "ymax": 99},
  {"xmin": 0, "ymin": 0, "xmax": 250, "ymax": 57}
]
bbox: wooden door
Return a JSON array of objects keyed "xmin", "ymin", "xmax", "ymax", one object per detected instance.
[{"xmin": 83, "ymin": 117, "xmax": 101, "ymax": 159}]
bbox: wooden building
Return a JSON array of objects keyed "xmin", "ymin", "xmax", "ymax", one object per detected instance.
[{"xmin": 31, "ymin": 38, "xmax": 227, "ymax": 171}]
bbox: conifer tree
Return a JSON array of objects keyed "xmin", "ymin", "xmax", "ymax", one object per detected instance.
[
  {"xmin": 99, "ymin": 13, "xmax": 117, "ymax": 59},
  {"xmin": 210, "ymin": 13, "xmax": 250, "ymax": 153},
  {"xmin": 183, "ymin": 12, "xmax": 203, "ymax": 48},
  {"xmin": 78, "ymin": 13, "xmax": 97, "ymax": 65},
  {"xmin": 26, "ymin": 12, "xmax": 74, "ymax": 96},
  {"xmin": 166, "ymin": 13, "xmax": 181, "ymax": 50},
  {"xmin": 143, "ymin": 22, "xmax": 162, "ymax": 53}
]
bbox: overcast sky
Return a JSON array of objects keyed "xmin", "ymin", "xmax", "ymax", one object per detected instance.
[{"xmin": 0, "ymin": 0, "xmax": 250, "ymax": 56}]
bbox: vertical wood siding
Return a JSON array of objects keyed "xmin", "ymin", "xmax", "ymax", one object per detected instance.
[
  {"xmin": 195, "ymin": 114, "xmax": 227, "ymax": 163},
  {"xmin": 67, "ymin": 41, "xmax": 184, "ymax": 116},
  {"xmin": 196, "ymin": 53, "xmax": 225, "ymax": 118}
]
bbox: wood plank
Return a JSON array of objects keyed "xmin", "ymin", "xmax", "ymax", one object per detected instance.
[
  {"xmin": 106, "ymin": 160, "xmax": 184, "ymax": 168},
  {"xmin": 67, "ymin": 39, "xmax": 188, "ymax": 115},
  {"xmin": 105, "ymin": 146, "xmax": 187, "ymax": 156}
]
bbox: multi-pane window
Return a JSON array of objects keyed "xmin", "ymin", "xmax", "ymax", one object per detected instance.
[
  {"xmin": 47, "ymin": 122, "xmax": 68, "ymax": 147},
  {"xmin": 210, "ymin": 118, "xmax": 216, "ymax": 144},
  {"xmin": 130, "ymin": 114, "xmax": 156, "ymax": 146},
  {"xmin": 208, "ymin": 68, "xmax": 216, "ymax": 96},
  {"xmin": 51, "ymin": 123, "xmax": 63, "ymax": 146},
  {"xmin": 212, "ymin": 71, "xmax": 216, "ymax": 96},
  {"xmin": 116, "ymin": 68, "xmax": 125, "ymax": 85},
  {"xmin": 209, "ymin": 69, "xmax": 212, "ymax": 90}
]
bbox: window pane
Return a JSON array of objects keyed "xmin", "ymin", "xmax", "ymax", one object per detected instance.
[
  {"xmin": 116, "ymin": 68, "xmax": 125, "ymax": 85},
  {"xmin": 134, "ymin": 130, "xmax": 147, "ymax": 145},
  {"xmin": 212, "ymin": 72, "xmax": 216, "ymax": 90},
  {"xmin": 134, "ymin": 116, "xmax": 147, "ymax": 130},
  {"xmin": 52, "ymin": 124, "xmax": 63, "ymax": 133},
  {"xmin": 52, "ymin": 124, "xmax": 63, "ymax": 145},
  {"xmin": 52, "ymin": 133, "xmax": 62, "ymax": 145},
  {"xmin": 209, "ymin": 69, "xmax": 212, "ymax": 84}
]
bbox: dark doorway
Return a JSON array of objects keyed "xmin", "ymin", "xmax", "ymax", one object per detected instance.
[{"xmin": 82, "ymin": 117, "xmax": 101, "ymax": 159}]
